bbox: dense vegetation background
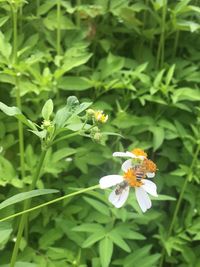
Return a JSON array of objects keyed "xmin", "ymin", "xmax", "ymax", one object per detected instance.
[{"xmin": 0, "ymin": 0, "xmax": 200, "ymax": 266}]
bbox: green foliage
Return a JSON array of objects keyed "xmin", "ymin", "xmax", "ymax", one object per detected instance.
[{"xmin": 0, "ymin": 0, "xmax": 200, "ymax": 266}]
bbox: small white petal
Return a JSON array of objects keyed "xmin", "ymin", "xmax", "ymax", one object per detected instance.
[
  {"xmin": 113, "ymin": 152, "xmax": 130, "ymax": 157},
  {"xmin": 135, "ymin": 187, "xmax": 152, "ymax": 212},
  {"xmin": 146, "ymin": 172, "xmax": 155, "ymax": 178},
  {"xmin": 121, "ymin": 159, "xmax": 133, "ymax": 172},
  {"xmin": 109, "ymin": 186, "xmax": 129, "ymax": 208},
  {"xmin": 99, "ymin": 175, "xmax": 123, "ymax": 189},
  {"xmin": 125, "ymin": 151, "xmax": 136, "ymax": 158},
  {"xmin": 141, "ymin": 180, "xmax": 158, "ymax": 197}
]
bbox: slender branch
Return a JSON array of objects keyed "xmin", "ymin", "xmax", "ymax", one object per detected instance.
[
  {"xmin": 56, "ymin": 0, "xmax": 61, "ymax": 55},
  {"xmin": 156, "ymin": 0, "xmax": 167, "ymax": 69},
  {"xmin": 1, "ymin": 185, "xmax": 100, "ymax": 223},
  {"xmin": 76, "ymin": 0, "xmax": 81, "ymax": 27},
  {"xmin": 11, "ymin": 3, "xmax": 26, "ymax": 180},
  {"xmin": 10, "ymin": 149, "xmax": 48, "ymax": 267}
]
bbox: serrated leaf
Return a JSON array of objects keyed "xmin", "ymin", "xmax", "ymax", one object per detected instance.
[{"xmin": 0, "ymin": 189, "xmax": 59, "ymax": 210}]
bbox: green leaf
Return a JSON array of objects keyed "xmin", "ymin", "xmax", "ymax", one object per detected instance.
[
  {"xmin": 58, "ymin": 76, "xmax": 93, "ymax": 91},
  {"xmin": 83, "ymin": 197, "xmax": 110, "ymax": 216},
  {"xmin": 54, "ymin": 96, "xmax": 79, "ymax": 128},
  {"xmin": 1, "ymin": 262, "xmax": 37, "ymax": 267},
  {"xmin": 172, "ymin": 87, "xmax": 200, "ymax": 103},
  {"xmin": 54, "ymin": 53, "xmax": 92, "ymax": 79},
  {"xmin": 0, "ymin": 102, "xmax": 37, "ymax": 130},
  {"xmin": 152, "ymin": 194, "xmax": 176, "ymax": 201},
  {"xmin": 73, "ymin": 223, "xmax": 104, "ymax": 233},
  {"xmin": 0, "ymin": 189, "xmax": 59, "ymax": 211},
  {"xmin": 82, "ymin": 230, "xmax": 106, "ymax": 248},
  {"xmin": 109, "ymin": 230, "xmax": 131, "ymax": 252},
  {"xmin": 165, "ymin": 64, "xmax": 175, "ymax": 86},
  {"xmin": 0, "ymin": 31, "xmax": 11, "ymax": 59},
  {"xmin": 150, "ymin": 126, "xmax": 165, "ymax": 151},
  {"xmin": 52, "ymin": 148, "xmax": 76, "ymax": 162},
  {"xmin": 99, "ymin": 237, "xmax": 113, "ymax": 267},
  {"xmin": 0, "ymin": 222, "xmax": 12, "ymax": 249},
  {"xmin": 0, "ymin": 102, "xmax": 21, "ymax": 116},
  {"xmin": 42, "ymin": 99, "xmax": 54, "ymax": 120},
  {"xmin": 39, "ymin": 228, "xmax": 63, "ymax": 249}
]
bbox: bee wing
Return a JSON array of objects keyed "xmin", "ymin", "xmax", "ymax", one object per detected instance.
[{"xmin": 108, "ymin": 186, "xmax": 129, "ymax": 208}]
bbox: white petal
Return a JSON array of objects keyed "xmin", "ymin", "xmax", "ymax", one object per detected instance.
[
  {"xmin": 135, "ymin": 187, "xmax": 152, "ymax": 212},
  {"xmin": 108, "ymin": 186, "xmax": 129, "ymax": 208},
  {"xmin": 141, "ymin": 179, "xmax": 158, "ymax": 197},
  {"xmin": 146, "ymin": 172, "xmax": 155, "ymax": 178},
  {"xmin": 126, "ymin": 151, "xmax": 146, "ymax": 160},
  {"xmin": 113, "ymin": 152, "xmax": 130, "ymax": 157},
  {"xmin": 99, "ymin": 175, "xmax": 123, "ymax": 189},
  {"xmin": 121, "ymin": 159, "xmax": 133, "ymax": 172},
  {"xmin": 125, "ymin": 151, "xmax": 136, "ymax": 158}
]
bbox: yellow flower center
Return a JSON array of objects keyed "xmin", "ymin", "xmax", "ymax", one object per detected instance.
[
  {"xmin": 131, "ymin": 148, "xmax": 147, "ymax": 158},
  {"xmin": 143, "ymin": 158, "xmax": 157, "ymax": 173},
  {"xmin": 123, "ymin": 168, "xmax": 143, "ymax": 187},
  {"xmin": 94, "ymin": 111, "xmax": 108, "ymax": 123}
]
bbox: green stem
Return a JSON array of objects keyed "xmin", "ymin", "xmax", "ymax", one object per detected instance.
[
  {"xmin": 156, "ymin": 0, "xmax": 167, "ymax": 69},
  {"xmin": 10, "ymin": 149, "xmax": 47, "ymax": 267},
  {"xmin": 159, "ymin": 143, "xmax": 200, "ymax": 267},
  {"xmin": 76, "ymin": 0, "xmax": 81, "ymax": 27},
  {"xmin": 1, "ymin": 185, "xmax": 99, "ymax": 223},
  {"xmin": 56, "ymin": 0, "xmax": 61, "ymax": 55},
  {"xmin": 172, "ymin": 30, "xmax": 179, "ymax": 59},
  {"xmin": 52, "ymin": 132, "xmax": 80, "ymax": 145},
  {"xmin": 36, "ymin": 0, "xmax": 40, "ymax": 17},
  {"xmin": 11, "ymin": 4, "xmax": 26, "ymax": 180}
]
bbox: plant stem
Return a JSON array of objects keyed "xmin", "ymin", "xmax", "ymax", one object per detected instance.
[
  {"xmin": 56, "ymin": 0, "xmax": 61, "ymax": 55},
  {"xmin": 172, "ymin": 31, "xmax": 179, "ymax": 59},
  {"xmin": 156, "ymin": 0, "xmax": 167, "ymax": 69},
  {"xmin": 1, "ymin": 185, "xmax": 100, "ymax": 223},
  {"xmin": 10, "ymin": 149, "xmax": 47, "ymax": 267},
  {"xmin": 52, "ymin": 132, "xmax": 80, "ymax": 145},
  {"xmin": 159, "ymin": 143, "xmax": 200, "ymax": 267},
  {"xmin": 11, "ymin": 3, "xmax": 26, "ymax": 180},
  {"xmin": 36, "ymin": 0, "xmax": 40, "ymax": 17},
  {"xmin": 76, "ymin": 0, "xmax": 81, "ymax": 27}
]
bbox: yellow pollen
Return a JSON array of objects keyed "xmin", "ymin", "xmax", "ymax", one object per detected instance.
[
  {"xmin": 123, "ymin": 168, "xmax": 143, "ymax": 187},
  {"xmin": 143, "ymin": 158, "xmax": 157, "ymax": 173},
  {"xmin": 94, "ymin": 111, "xmax": 108, "ymax": 123},
  {"xmin": 131, "ymin": 148, "xmax": 147, "ymax": 158}
]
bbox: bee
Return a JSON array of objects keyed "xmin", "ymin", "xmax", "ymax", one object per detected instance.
[
  {"xmin": 134, "ymin": 165, "xmax": 146, "ymax": 181},
  {"xmin": 115, "ymin": 181, "xmax": 129, "ymax": 195}
]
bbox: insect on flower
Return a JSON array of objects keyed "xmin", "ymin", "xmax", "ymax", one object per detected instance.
[{"xmin": 99, "ymin": 149, "xmax": 158, "ymax": 212}]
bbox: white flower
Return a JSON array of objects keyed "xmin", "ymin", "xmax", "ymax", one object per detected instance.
[
  {"xmin": 113, "ymin": 148, "xmax": 147, "ymax": 160},
  {"xmin": 99, "ymin": 165, "xmax": 158, "ymax": 212},
  {"xmin": 114, "ymin": 148, "xmax": 157, "ymax": 179}
]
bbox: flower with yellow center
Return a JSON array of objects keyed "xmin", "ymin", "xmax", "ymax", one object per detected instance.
[
  {"xmin": 99, "ymin": 163, "xmax": 158, "ymax": 212},
  {"xmin": 113, "ymin": 148, "xmax": 147, "ymax": 160},
  {"xmin": 94, "ymin": 110, "xmax": 108, "ymax": 123},
  {"xmin": 113, "ymin": 148, "xmax": 157, "ymax": 178}
]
